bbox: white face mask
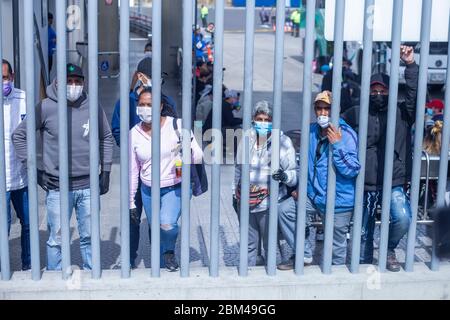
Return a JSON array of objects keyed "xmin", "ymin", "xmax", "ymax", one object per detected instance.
[
  {"xmin": 144, "ymin": 51, "xmax": 152, "ymax": 59},
  {"xmin": 137, "ymin": 106, "xmax": 152, "ymax": 124},
  {"xmin": 317, "ymin": 115, "xmax": 330, "ymax": 129},
  {"xmin": 67, "ymin": 85, "xmax": 83, "ymax": 102}
]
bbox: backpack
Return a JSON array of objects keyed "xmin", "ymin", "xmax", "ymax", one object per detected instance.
[{"xmin": 172, "ymin": 118, "xmax": 208, "ymax": 197}]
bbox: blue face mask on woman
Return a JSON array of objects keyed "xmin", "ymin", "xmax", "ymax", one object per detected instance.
[{"xmin": 253, "ymin": 121, "xmax": 273, "ymax": 135}]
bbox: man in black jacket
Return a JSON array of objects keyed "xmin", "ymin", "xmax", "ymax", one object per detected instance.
[{"xmin": 341, "ymin": 45, "xmax": 418, "ymax": 272}]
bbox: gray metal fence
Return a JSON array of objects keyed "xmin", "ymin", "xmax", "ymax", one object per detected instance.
[{"xmin": 0, "ymin": 0, "xmax": 449, "ymax": 282}]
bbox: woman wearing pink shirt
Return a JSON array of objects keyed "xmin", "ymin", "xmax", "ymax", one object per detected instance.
[{"xmin": 129, "ymin": 89, "xmax": 203, "ymax": 271}]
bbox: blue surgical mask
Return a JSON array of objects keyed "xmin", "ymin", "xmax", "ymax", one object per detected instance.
[
  {"xmin": 426, "ymin": 108, "xmax": 434, "ymax": 116},
  {"xmin": 254, "ymin": 121, "xmax": 273, "ymax": 135}
]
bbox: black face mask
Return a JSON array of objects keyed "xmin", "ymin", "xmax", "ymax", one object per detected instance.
[{"xmin": 369, "ymin": 94, "xmax": 389, "ymax": 112}]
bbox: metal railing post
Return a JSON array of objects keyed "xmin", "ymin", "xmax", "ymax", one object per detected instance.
[
  {"xmin": 56, "ymin": 0, "xmax": 72, "ymax": 280},
  {"xmin": 120, "ymin": 0, "xmax": 131, "ymax": 279},
  {"xmin": 209, "ymin": 0, "xmax": 225, "ymax": 278},
  {"xmin": 88, "ymin": 0, "xmax": 101, "ymax": 279},
  {"xmin": 378, "ymin": 0, "xmax": 404, "ymax": 273},
  {"xmin": 267, "ymin": 0, "xmax": 286, "ymax": 276},
  {"xmin": 151, "ymin": 0, "xmax": 162, "ymax": 277},
  {"xmin": 350, "ymin": 0, "xmax": 374, "ymax": 274},
  {"xmin": 434, "ymin": 12, "xmax": 450, "ymax": 271},
  {"xmin": 294, "ymin": 0, "xmax": 316, "ymax": 276},
  {"xmin": 181, "ymin": 0, "xmax": 194, "ymax": 278},
  {"xmin": 238, "ymin": 0, "xmax": 255, "ymax": 277},
  {"xmin": 322, "ymin": 0, "xmax": 345, "ymax": 274},
  {"xmin": 0, "ymin": 0, "xmax": 11, "ymax": 281}
]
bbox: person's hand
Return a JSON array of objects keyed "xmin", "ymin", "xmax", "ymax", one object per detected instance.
[
  {"xmin": 291, "ymin": 190, "xmax": 298, "ymax": 201},
  {"xmin": 272, "ymin": 169, "xmax": 288, "ymax": 183},
  {"xmin": 400, "ymin": 45, "xmax": 415, "ymax": 65},
  {"xmin": 99, "ymin": 171, "xmax": 111, "ymax": 195},
  {"xmin": 130, "ymin": 208, "xmax": 140, "ymax": 225},
  {"xmin": 326, "ymin": 124, "xmax": 342, "ymax": 144}
]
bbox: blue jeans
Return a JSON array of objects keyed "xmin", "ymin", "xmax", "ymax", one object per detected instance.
[
  {"xmin": 6, "ymin": 187, "xmax": 31, "ymax": 270},
  {"xmin": 278, "ymin": 196, "xmax": 352, "ymax": 265},
  {"xmin": 46, "ymin": 189, "xmax": 92, "ymax": 270},
  {"xmin": 141, "ymin": 183, "xmax": 182, "ymax": 266},
  {"xmin": 360, "ymin": 186, "xmax": 412, "ymax": 264}
]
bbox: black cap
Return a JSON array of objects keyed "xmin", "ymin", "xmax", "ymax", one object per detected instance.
[
  {"xmin": 137, "ymin": 57, "xmax": 152, "ymax": 78},
  {"xmin": 67, "ymin": 63, "xmax": 84, "ymax": 78},
  {"xmin": 370, "ymin": 73, "xmax": 390, "ymax": 89}
]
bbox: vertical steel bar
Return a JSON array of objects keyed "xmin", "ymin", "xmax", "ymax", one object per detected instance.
[
  {"xmin": 181, "ymin": 0, "xmax": 193, "ymax": 278},
  {"xmin": 405, "ymin": 0, "xmax": 433, "ymax": 272},
  {"xmin": 267, "ymin": 0, "xmax": 286, "ymax": 276},
  {"xmin": 23, "ymin": 0, "xmax": 40, "ymax": 281},
  {"xmin": 378, "ymin": 0, "xmax": 404, "ymax": 273},
  {"xmin": 88, "ymin": 0, "xmax": 101, "ymax": 279},
  {"xmin": 238, "ymin": 0, "xmax": 255, "ymax": 277},
  {"xmin": 350, "ymin": 0, "xmax": 374, "ymax": 274},
  {"xmin": 294, "ymin": 0, "xmax": 316, "ymax": 276},
  {"xmin": 151, "ymin": 0, "xmax": 162, "ymax": 277},
  {"xmin": 56, "ymin": 0, "xmax": 71, "ymax": 280},
  {"xmin": 209, "ymin": 0, "xmax": 224, "ymax": 278},
  {"xmin": 434, "ymin": 11, "xmax": 450, "ymax": 271},
  {"xmin": 0, "ymin": 0, "xmax": 11, "ymax": 281},
  {"xmin": 120, "ymin": 0, "xmax": 131, "ymax": 279},
  {"xmin": 322, "ymin": 0, "xmax": 345, "ymax": 274}
]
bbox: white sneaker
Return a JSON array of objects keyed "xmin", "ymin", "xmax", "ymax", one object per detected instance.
[{"xmin": 304, "ymin": 256, "xmax": 313, "ymax": 265}]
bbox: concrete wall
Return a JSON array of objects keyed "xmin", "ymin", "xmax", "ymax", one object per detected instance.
[{"xmin": 1, "ymin": 264, "xmax": 450, "ymax": 299}]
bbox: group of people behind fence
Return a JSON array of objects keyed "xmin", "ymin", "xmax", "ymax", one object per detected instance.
[
  {"xmin": 2, "ymin": 39, "xmax": 447, "ymax": 274},
  {"xmin": 233, "ymin": 44, "xmax": 449, "ymax": 272}
]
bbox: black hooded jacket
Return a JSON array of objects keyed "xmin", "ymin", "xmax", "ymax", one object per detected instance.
[{"xmin": 341, "ymin": 62, "xmax": 419, "ymax": 191}]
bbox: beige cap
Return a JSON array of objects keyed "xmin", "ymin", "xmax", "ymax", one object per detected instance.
[{"xmin": 314, "ymin": 90, "xmax": 332, "ymax": 106}]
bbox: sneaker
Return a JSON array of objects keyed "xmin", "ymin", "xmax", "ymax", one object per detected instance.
[
  {"xmin": 277, "ymin": 256, "xmax": 294, "ymax": 271},
  {"xmin": 163, "ymin": 251, "xmax": 179, "ymax": 272},
  {"xmin": 303, "ymin": 256, "xmax": 313, "ymax": 265},
  {"xmin": 386, "ymin": 252, "xmax": 401, "ymax": 272},
  {"xmin": 21, "ymin": 264, "xmax": 31, "ymax": 271},
  {"xmin": 277, "ymin": 255, "xmax": 312, "ymax": 270}
]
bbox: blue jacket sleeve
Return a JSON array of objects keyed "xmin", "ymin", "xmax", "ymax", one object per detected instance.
[
  {"xmin": 111, "ymin": 100, "xmax": 121, "ymax": 146},
  {"xmin": 331, "ymin": 125, "xmax": 360, "ymax": 178}
]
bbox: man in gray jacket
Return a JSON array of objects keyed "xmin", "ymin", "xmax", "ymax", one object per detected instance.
[{"xmin": 12, "ymin": 63, "xmax": 114, "ymax": 270}]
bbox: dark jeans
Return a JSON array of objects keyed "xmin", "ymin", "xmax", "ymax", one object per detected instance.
[
  {"xmin": 130, "ymin": 180, "xmax": 149, "ymax": 267},
  {"xmin": 360, "ymin": 186, "xmax": 412, "ymax": 264},
  {"xmin": 6, "ymin": 187, "xmax": 31, "ymax": 270}
]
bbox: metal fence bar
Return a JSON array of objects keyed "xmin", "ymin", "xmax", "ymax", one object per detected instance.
[
  {"xmin": 294, "ymin": 0, "xmax": 316, "ymax": 276},
  {"xmin": 0, "ymin": 0, "xmax": 11, "ymax": 281},
  {"xmin": 180, "ymin": 0, "xmax": 193, "ymax": 278},
  {"xmin": 238, "ymin": 0, "xmax": 255, "ymax": 277},
  {"xmin": 267, "ymin": 0, "xmax": 286, "ymax": 276},
  {"xmin": 323, "ymin": 0, "xmax": 345, "ymax": 274},
  {"xmin": 151, "ymin": 0, "xmax": 162, "ymax": 277},
  {"xmin": 405, "ymin": 0, "xmax": 433, "ymax": 272},
  {"xmin": 23, "ymin": 0, "xmax": 40, "ymax": 281},
  {"xmin": 378, "ymin": 0, "xmax": 404, "ymax": 273},
  {"xmin": 88, "ymin": 0, "xmax": 101, "ymax": 279},
  {"xmin": 56, "ymin": 0, "xmax": 71, "ymax": 280},
  {"xmin": 350, "ymin": 0, "xmax": 374, "ymax": 274},
  {"xmin": 210, "ymin": 0, "xmax": 225, "ymax": 278},
  {"xmin": 120, "ymin": 0, "xmax": 131, "ymax": 279},
  {"xmin": 434, "ymin": 13, "xmax": 450, "ymax": 271}
]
